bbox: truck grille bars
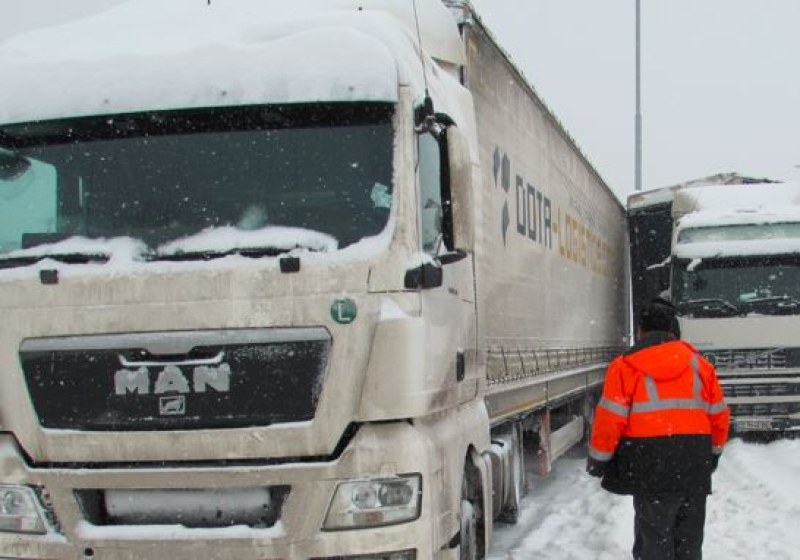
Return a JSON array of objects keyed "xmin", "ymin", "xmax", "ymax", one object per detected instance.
[
  {"xmin": 19, "ymin": 328, "xmax": 331, "ymax": 431},
  {"xmin": 701, "ymin": 347, "xmax": 800, "ymax": 370}
]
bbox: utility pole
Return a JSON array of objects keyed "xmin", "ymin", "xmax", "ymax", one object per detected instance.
[{"xmin": 635, "ymin": 0, "xmax": 642, "ymax": 191}]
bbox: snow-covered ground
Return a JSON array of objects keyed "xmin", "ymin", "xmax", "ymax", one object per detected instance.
[{"xmin": 490, "ymin": 437, "xmax": 800, "ymax": 559}]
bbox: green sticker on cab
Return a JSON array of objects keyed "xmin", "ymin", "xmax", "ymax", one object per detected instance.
[{"xmin": 331, "ymin": 298, "xmax": 358, "ymax": 324}]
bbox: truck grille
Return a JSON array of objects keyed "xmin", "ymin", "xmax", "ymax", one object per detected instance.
[
  {"xmin": 701, "ymin": 347, "xmax": 800, "ymax": 370},
  {"xmin": 728, "ymin": 402, "xmax": 800, "ymax": 417},
  {"xmin": 722, "ymin": 382, "xmax": 800, "ymax": 398},
  {"xmin": 20, "ymin": 328, "xmax": 331, "ymax": 431}
]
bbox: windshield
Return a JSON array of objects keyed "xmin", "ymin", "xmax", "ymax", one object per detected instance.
[
  {"xmin": 0, "ymin": 103, "xmax": 394, "ymax": 260},
  {"xmin": 673, "ymin": 256, "xmax": 800, "ymax": 317}
]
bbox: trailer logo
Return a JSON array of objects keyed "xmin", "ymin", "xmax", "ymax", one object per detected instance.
[
  {"xmin": 492, "ymin": 146, "xmax": 615, "ymax": 277},
  {"xmin": 493, "ymin": 148, "xmax": 512, "ymax": 245},
  {"xmin": 493, "ymin": 147, "xmax": 552, "ymax": 250}
]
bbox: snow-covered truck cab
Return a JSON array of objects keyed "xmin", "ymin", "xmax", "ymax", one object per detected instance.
[
  {"xmin": 670, "ymin": 184, "xmax": 800, "ymax": 434},
  {"xmin": 630, "ymin": 181, "xmax": 800, "ymax": 436},
  {"xmin": 0, "ymin": 1, "xmax": 483, "ymax": 558}
]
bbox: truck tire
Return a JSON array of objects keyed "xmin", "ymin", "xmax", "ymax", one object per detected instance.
[
  {"xmin": 459, "ymin": 498, "xmax": 477, "ymax": 560},
  {"xmin": 580, "ymin": 394, "xmax": 597, "ymax": 444},
  {"xmin": 497, "ymin": 428, "xmax": 523, "ymax": 523}
]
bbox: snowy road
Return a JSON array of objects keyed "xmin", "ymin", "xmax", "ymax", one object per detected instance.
[{"xmin": 488, "ymin": 438, "xmax": 800, "ymax": 559}]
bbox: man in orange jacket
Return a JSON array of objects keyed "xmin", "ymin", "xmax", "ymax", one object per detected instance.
[{"xmin": 587, "ymin": 299, "xmax": 729, "ymax": 560}]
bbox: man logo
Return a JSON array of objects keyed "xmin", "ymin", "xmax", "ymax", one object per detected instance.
[
  {"xmin": 159, "ymin": 395, "xmax": 186, "ymax": 416},
  {"xmin": 114, "ymin": 364, "xmax": 231, "ymax": 395}
]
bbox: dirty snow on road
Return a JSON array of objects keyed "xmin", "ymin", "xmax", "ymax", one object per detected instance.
[{"xmin": 490, "ymin": 438, "xmax": 800, "ymax": 560}]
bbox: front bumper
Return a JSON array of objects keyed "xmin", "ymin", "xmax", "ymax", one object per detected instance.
[{"xmin": 0, "ymin": 423, "xmax": 451, "ymax": 560}]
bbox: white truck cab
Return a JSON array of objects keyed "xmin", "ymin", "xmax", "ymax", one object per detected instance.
[{"xmin": 629, "ymin": 180, "xmax": 800, "ymax": 435}]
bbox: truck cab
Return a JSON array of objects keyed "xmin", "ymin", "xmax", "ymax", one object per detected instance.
[
  {"xmin": 0, "ymin": 2, "xmax": 482, "ymax": 558},
  {"xmin": 629, "ymin": 180, "xmax": 800, "ymax": 434}
]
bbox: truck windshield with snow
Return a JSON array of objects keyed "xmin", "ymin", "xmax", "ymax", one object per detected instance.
[{"xmin": 0, "ymin": 1, "xmax": 628, "ymax": 558}]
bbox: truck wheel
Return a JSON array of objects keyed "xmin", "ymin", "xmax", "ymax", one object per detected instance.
[
  {"xmin": 497, "ymin": 432, "xmax": 523, "ymax": 523},
  {"xmin": 459, "ymin": 498, "xmax": 477, "ymax": 560}
]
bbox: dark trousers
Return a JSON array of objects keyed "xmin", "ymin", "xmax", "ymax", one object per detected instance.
[{"xmin": 633, "ymin": 494, "xmax": 707, "ymax": 560}]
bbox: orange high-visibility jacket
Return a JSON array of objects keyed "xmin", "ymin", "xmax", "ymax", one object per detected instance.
[{"xmin": 589, "ymin": 338, "xmax": 729, "ymax": 474}]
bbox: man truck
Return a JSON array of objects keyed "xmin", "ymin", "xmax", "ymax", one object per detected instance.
[
  {"xmin": 629, "ymin": 178, "xmax": 800, "ymax": 435},
  {"xmin": 0, "ymin": 1, "xmax": 628, "ymax": 558}
]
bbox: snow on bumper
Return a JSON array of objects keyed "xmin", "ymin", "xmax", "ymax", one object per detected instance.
[{"xmin": 0, "ymin": 422, "xmax": 446, "ymax": 560}]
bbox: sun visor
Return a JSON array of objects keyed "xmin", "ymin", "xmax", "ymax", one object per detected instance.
[{"xmin": 0, "ymin": 26, "xmax": 399, "ymax": 125}]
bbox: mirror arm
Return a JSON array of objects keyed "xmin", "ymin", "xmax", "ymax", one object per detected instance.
[{"xmin": 439, "ymin": 249, "xmax": 467, "ymax": 265}]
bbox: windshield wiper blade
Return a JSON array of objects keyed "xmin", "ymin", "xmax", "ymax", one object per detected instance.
[
  {"xmin": 151, "ymin": 246, "xmax": 305, "ymax": 262},
  {"xmin": 678, "ymin": 298, "xmax": 741, "ymax": 318},
  {"xmin": 741, "ymin": 296, "xmax": 800, "ymax": 315},
  {"xmin": 0, "ymin": 252, "xmax": 110, "ymax": 269}
]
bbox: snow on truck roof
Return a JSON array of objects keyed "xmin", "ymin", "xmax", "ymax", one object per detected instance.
[
  {"xmin": 673, "ymin": 182, "xmax": 800, "ymax": 258},
  {"xmin": 628, "ymin": 179, "xmax": 800, "ymax": 212},
  {"xmin": 626, "ymin": 173, "xmax": 783, "ymax": 210},
  {"xmin": 0, "ymin": 0, "xmax": 466, "ymax": 125},
  {"xmin": 675, "ymin": 182, "xmax": 800, "ymax": 226}
]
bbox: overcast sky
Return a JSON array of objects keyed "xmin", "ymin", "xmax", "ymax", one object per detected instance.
[
  {"xmin": 472, "ymin": 0, "xmax": 800, "ymax": 200},
  {"xmin": 2, "ymin": 0, "xmax": 799, "ymax": 201}
]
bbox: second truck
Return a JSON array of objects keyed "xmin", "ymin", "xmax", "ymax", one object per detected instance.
[{"xmin": 629, "ymin": 176, "xmax": 800, "ymax": 436}]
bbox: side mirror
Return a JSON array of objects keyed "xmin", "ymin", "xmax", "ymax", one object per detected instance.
[
  {"xmin": 404, "ymin": 260, "xmax": 444, "ymax": 290},
  {"xmin": 446, "ymin": 126, "xmax": 474, "ymax": 253}
]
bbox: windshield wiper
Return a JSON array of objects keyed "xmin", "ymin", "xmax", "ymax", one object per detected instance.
[
  {"xmin": 0, "ymin": 252, "xmax": 110, "ymax": 269},
  {"xmin": 151, "ymin": 246, "xmax": 312, "ymax": 262},
  {"xmin": 740, "ymin": 295, "xmax": 800, "ymax": 316},
  {"xmin": 678, "ymin": 298, "xmax": 741, "ymax": 318}
]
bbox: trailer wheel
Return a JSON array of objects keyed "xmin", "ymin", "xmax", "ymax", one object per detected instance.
[
  {"xmin": 580, "ymin": 394, "xmax": 597, "ymax": 443},
  {"xmin": 459, "ymin": 498, "xmax": 477, "ymax": 560}
]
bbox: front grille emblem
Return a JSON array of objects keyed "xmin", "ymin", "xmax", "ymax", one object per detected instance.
[{"xmin": 159, "ymin": 395, "xmax": 186, "ymax": 416}]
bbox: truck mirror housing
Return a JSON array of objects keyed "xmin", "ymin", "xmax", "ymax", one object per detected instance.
[
  {"xmin": 404, "ymin": 260, "xmax": 444, "ymax": 290},
  {"xmin": 445, "ymin": 125, "xmax": 474, "ymax": 253}
]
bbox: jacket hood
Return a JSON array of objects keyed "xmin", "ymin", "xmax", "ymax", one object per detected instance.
[{"xmin": 623, "ymin": 337, "xmax": 699, "ymax": 382}]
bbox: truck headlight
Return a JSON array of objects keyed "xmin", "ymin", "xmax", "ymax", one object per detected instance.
[
  {"xmin": 0, "ymin": 486, "xmax": 48, "ymax": 534},
  {"xmin": 323, "ymin": 475, "xmax": 421, "ymax": 530}
]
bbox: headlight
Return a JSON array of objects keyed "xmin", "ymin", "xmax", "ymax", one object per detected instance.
[
  {"xmin": 323, "ymin": 474, "xmax": 421, "ymax": 530},
  {"xmin": 0, "ymin": 485, "xmax": 48, "ymax": 534}
]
